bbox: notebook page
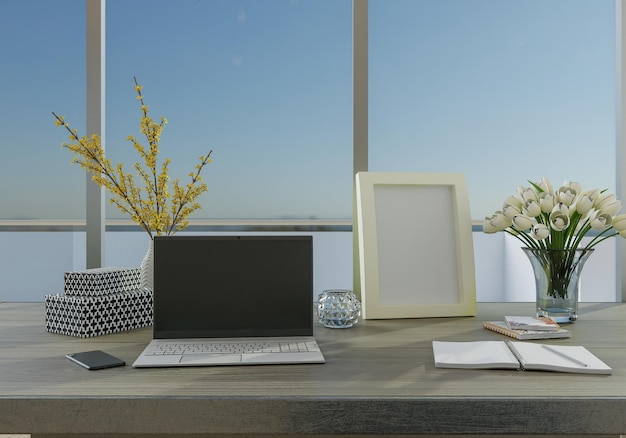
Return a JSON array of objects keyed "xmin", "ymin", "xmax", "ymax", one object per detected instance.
[
  {"xmin": 432, "ymin": 341, "xmax": 520, "ymax": 369},
  {"xmin": 508, "ymin": 342, "xmax": 612, "ymax": 375}
]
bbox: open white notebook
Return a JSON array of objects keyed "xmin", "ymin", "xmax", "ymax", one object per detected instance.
[{"xmin": 432, "ymin": 341, "xmax": 612, "ymax": 375}]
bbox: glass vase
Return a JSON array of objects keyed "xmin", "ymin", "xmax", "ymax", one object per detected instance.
[
  {"xmin": 317, "ymin": 289, "xmax": 361, "ymax": 328},
  {"xmin": 522, "ymin": 247, "xmax": 593, "ymax": 323}
]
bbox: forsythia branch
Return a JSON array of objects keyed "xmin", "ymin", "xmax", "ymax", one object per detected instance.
[{"xmin": 52, "ymin": 78, "xmax": 212, "ymax": 239}]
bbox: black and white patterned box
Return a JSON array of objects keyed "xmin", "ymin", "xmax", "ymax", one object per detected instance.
[
  {"xmin": 64, "ymin": 267, "xmax": 141, "ymax": 296},
  {"xmin": 45, "ymin": 288, "xmax": 153, "ymax": 338}
]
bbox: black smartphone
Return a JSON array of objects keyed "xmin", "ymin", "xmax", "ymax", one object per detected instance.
[{"xmin": 66, "ymin": 350, "xmax": 126, "ymax": 370}]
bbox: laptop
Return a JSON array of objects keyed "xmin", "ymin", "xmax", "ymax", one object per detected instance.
[{"xmin": 132, "ymin": 235, "xmax": 325, "ymax": 367}]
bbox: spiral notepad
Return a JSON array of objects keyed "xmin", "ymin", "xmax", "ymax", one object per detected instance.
[{"xmin": 483, "ymin": 321, "xmax": 571, "ymax": 340}]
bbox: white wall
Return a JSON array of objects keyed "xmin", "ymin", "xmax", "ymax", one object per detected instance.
[
  {"xmin": 0, "ymin": 231, "xmax": 618, "ymax": 303},
  {"xmin": 0, "ymin": 232, "xmax": 77, "ymax": 300}
]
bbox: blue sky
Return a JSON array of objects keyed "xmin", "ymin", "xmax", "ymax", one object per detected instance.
[
  {"xmin": 0, "ymin": 0, "xmax": 616, "ymax": 221},
  {"xmin": 369, "ymin": 0, "xmax": 616, "ymax": 217}
]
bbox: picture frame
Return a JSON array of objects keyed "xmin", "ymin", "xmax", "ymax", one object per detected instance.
[{"xmin": 355, "ymin": 172, "xmax": 476, "ymax": 319}]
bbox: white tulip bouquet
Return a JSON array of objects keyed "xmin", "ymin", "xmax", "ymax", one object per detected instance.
[
  {"xmin": 483, "ymin": 177, "xmax": 626, "ymax": 251},
  {"xmin": 483, "ymin": 178, "xmax": 626, "ymax": 301}
]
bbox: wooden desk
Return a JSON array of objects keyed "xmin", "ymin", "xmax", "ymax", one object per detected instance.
[{"xmin": 1, "ymin": 302, "xmax": 625, "ymax": 437}]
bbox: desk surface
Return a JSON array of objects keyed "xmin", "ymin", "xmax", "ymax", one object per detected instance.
[{"xmin": 1, "ymin": 301, "xmax": 625, "ymax": 437}]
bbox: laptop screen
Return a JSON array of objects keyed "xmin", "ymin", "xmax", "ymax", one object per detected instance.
[{"xmin": 152, "ymin": 235, "xmax": 313, "ymax": 339}]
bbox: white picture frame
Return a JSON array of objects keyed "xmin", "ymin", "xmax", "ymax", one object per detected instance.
[{"xmin": 355, "ymin": 172, "xmax": 476, "ymax": 319}]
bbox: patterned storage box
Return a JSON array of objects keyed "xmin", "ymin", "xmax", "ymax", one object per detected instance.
[
  {"xmin": 64, "ymin": 267, "xmax": 141, "ymax": 296},
  {"xmin": 45, "ymin": 288, "xmax": 153, "ymax": 338}
]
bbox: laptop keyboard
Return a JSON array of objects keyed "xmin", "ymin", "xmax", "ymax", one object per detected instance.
[{"xmin": 147, "ymin": 340, "xmax": 320, "ymax": 356}]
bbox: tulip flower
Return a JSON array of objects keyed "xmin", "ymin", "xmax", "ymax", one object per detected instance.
[
  {"xmin": 512, "ymin": 214, "xmax": 533, "ymax": 231},
  {"xmin": 600, "ymin": 200, "xmax": 622, "ymax": 217},
  {"xmin": 482, "ymin": 217, "xmax": 500, "ymax": 234},
  {"xmin": 551, "ymin": 202, "xmax": 570, "ymax": 216},
  {"xmin": 562, "ymin": 180, "xmax": 582, "ymax": 194},
  {"xmin": 483, "ymin": 214, "xmax": 504, "ymax": 233},
  {"xmin": 538, "ymin": 192, "xmax": 555, "ymax": 213},
  {"xmin": 531, "ymin": 224, "xmax": 550, "ymax": 240},
  {"xmin": 504, "ymin": 195, "xmax": 523, "ymax": 210},
  {"xmin": 486, "ymin": 212, "xmax": 512, "ymax": 231},
  {"xmin": 612, "ymin": 214, "xmax": 626, "ymax": 232},
  {"xmin": 583, "ymin": 188, "xmax": 601, "ymax": 202},
  {"xmin": 538, "ymin": 177, "xmax": 554, "ymax": 194},
  {"xmin": 518, "ymin": 187, "xmax": 538, "ymax": 202},
  {"xmin": 557, "ymin": 187, "xmax": 577, "ymax": 206},
  {"xmin": 523, "ymin": 200, "xmax": 541, "ymax": 218},
  {"xmin": 575, "ymin": 194, "xmax": 594, "ymax": 215},
  {"xmin": 590, "ymin": 212, "xmax": 612, "ymax": 231},
  {"xmin": 549, "ymin": 203, "xmax": 570, "ymax": 231},
  {"xmin": 502, "ymin": 203, "xmax": 521, "ymax": 219},
  {"xmin": 594, "ymin": 192, "xmax": 617, "ymax": 210}
]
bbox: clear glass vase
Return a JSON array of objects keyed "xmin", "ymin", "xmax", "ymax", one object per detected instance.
[
  {"xmin": 522, "ymin": 247, "xmax": 594, "ymax": 323},
  {"xmin": 317, "ymin": 289, "xmax": 361, "ymax": 328}
]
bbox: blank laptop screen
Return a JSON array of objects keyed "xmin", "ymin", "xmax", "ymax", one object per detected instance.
[{"xmin": 152, "ymin": 235, "xmax": 313, "ymax": 339}]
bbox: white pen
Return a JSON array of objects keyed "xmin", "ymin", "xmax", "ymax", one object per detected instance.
[{"xmin": 543, "ymin": 345, "xmax": 588, "ymax": 367}]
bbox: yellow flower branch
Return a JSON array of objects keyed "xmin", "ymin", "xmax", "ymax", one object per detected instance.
[{"xmin": 52, "ymin": 78, "xmax": 212, "ymax": 239}]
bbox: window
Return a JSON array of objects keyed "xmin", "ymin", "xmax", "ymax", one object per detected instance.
[
  {"xmin": 0, "ymin": 0, "xmax": 621, "ymax": 303},
  {"xmin": 0, "ymin": 0, "xmax": 86, "ymax": 220},
  {"xmin": 105, "ymin": 0, "xmax": 353, "ymax": 221},
  {"xmin": 369, "ymin": 0, "xmax": 615, "ymax": 220}
]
